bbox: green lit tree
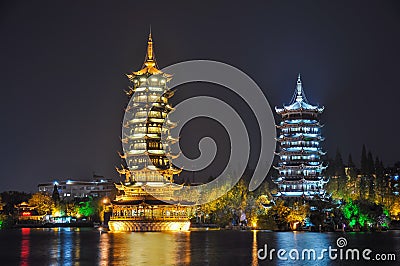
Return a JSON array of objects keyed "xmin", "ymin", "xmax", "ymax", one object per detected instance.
[{"xmin": 76, "ymin": 197, "xmax": 97, "ymax": 218}]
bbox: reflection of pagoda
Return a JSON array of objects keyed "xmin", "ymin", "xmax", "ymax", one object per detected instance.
[
  {"xmin": 108, "ymin": 33, "xmax": 190, "ymax": 232},
  {"xmin": 272, "ymin": 75, "xmax": 328, "ymax": 199}
]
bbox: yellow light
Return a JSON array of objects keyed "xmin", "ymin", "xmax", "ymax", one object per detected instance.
[
  {"xmin": 169, "ymin": 222, "xmax": 190, "ymax": 232},
  {"xmin": 293, "ymin": 222, "xmax": 299, "ymax": 230},
  {"xmin": 252, "ymin": 222, "xmax": 257, "ymax": 228}
]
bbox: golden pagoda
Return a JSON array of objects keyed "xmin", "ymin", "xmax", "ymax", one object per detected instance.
[{"xmin": 108, "ymin": 32, "xmax": 191, "ymax": 232}]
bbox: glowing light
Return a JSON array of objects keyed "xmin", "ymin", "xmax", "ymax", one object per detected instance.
[
  {"xmin": 22, "ymin": 212, "xmax": 31, "ymax": 216},
  {"xmin": 108, "ymin": 221, "xmax": 190, "ymax": 232},
  {"xmin": 293, "ymin": 221, "xmax": 299, "ymax": 230}
]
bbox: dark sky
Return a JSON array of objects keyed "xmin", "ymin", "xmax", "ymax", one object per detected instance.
[{"xmin": 1, "ymin": 0, "xmax": 399, "ymax": 192}]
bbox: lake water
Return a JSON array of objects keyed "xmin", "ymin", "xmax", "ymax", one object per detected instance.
[{"xmin": 0, "ymin": 228, "xmax": 399, "ymax": 265}]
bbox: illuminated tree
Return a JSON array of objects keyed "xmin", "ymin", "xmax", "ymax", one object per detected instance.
[
  {"xmin": 28, "ymin": 193, "xmax": 55, "ymax": 215},
  {"xmin": 267, "ymin": 200, "xmax": 291, "ymax": 230},
  {"xmin": 367, "ymin": 151, "xmax": 375, "ymax": 201},
  {"xmin": 342, "ymin": 199, "xmax": 386, "ymax": 229},
  {"xmin": 389, "ymin": 198, "xmax": 400, "ymax": 220},
  {"xmin": 0, "ymin": 196, "xmax": 4, "ymax": 212},
  {"xmin": 76, "ymin": 197, "xmax": 98, "ymax": 218},
  {"xmin": 286, "ymin": 202, "xmax": 309, "ymax": 230},
  {"xmin": 0, "ymin": 191, "xmax": 31, "ymax": 215}
]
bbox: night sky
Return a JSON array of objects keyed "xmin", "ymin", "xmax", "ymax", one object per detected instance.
[{"xmin": 1, "ymin": 0, "xmax": 399, "ymax": 192}]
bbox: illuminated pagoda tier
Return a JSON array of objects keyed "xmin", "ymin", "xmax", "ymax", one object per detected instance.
[
  {"xmin": 108, "ymin": 33, "xmax": 190, "ymax": 232},
  {"xmin": 272, "ymin": 74, "xmax": 328, "ymax": 199}
]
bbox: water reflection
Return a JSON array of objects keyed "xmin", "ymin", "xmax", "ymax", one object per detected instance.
[
  {"xmin": 74, "ymin": 229, "xmax": 81, "ymax": 266},
  {"xmin": 20, "ymin": 228, "xmax": 30, "ymax": 266},
  {"xmin": 251, "ymin": 230, "xmax": 258, "ymax": 266},
  {"xmin": 125, "ymin": 232, "xmax": 189, "ymax": 265},
  {"xmin": 98, "ymin": 232, "xmax": 111, "ymax": 265},
  {"xmin": 273, "ymin": 232, "xmax": 331, "ymax": 265},
  {"xmin": 3, "ymin": 228, "xmax": 397, "ymax": 265},
  {"xmin": 97, "ymin": 231, "xmax": 191, "ymax": 265}
]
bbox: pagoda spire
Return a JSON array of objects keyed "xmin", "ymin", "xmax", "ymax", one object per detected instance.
[
  {"xmin": 130, "ymin": 31, "xmax": 167, "ymax": 76},
  {"xmin": 296, "ymin": 73, "xmax": 303, "ymax": 102},
  {"xmin": 147, "ymin": 30, "xmax": 153, "ymax": 60},
  {"xmin": 143, "ymin": 28, "xmax": 157, "ymax": 69}
]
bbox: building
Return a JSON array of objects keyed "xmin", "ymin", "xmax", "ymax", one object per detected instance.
[
  {"xmin": 273, "ymin": 74, "xmax": 328, "ymax": 199},
  {"xmin": 38, "ymin": 178, "xmax": 114, "ymax": 199},
  {"xmin": 108, "ymin": 32, "xmax": 190, "ymax": 232},
  {"xmin": 15, "ymin": 202, "xmax": 45, "ymax": 225}
]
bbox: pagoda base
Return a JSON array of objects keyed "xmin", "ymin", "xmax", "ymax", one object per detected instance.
[{"xmin": 108, "ymin": 220, "xmax": 190, "ymax": 232}]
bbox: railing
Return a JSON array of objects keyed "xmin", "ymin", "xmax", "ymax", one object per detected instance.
[{"xmin": 110, "ymin": 216, "xmax": 188, "ymax": 221}]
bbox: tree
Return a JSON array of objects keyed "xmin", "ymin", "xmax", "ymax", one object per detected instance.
[
  {"xmin": 76, "ymin": 197, "xmax": 99, "ymax": 220},
  {"xmin": 325, "ymin": 156, "xmax": 335, "ymax": 177},
  {"xmin": 267, "ymin": 200, "xmax": 291, "ymax": 230},
  {"xmin": 334, "ymin": 149, "xmax": 346, "ymax": 197},
  {"xmin": 361, "ymin": 144, "xmax": 368, "ymax": 175},
  {"xmin": 345, "ymin": 153, "xmax": 359, "ymax": 200},
  {"xmin": 348, "ymin": 154, "xmax": 355, "ymax": 168},
  {"xmin": 334, "ymin": 149, "xmax": 345, "ymax": 177},
  {"xmin": 0, "ymin": 191, "xmax": 31, "ymax": 215},
  {"xmin": 390, "ymin": 198, "xmax": 400, "ymax": 219},
  {"xmin": 367, "ymin": 151, "xmax": 374, "ymax": 175},
  {"xmin": 286, "ymin": 202, "xmax": 309, "ymax": 230},
  {"xmin": 28, "ymin": 193, "xmax": 55, "ymax": 215},
  {"xmin": 347, "ymin": 153, "xmax": 357, "ymax": 177},
  {"xmin": 367, "ymin": 151, "xmax": 375, "ymax": 201},
  {"xmin": 375, "ymin": 157, "xmax": 385, "ymax": 204},
  {"xmin": 360, "ymin": 145, "xmax": 369, "ymax": 200},
  {"xmin": 52, "ymin": 184, "xmax": 60, "ymax": 203},
  {"xmin": 342, "ymin": 199, "xmax": 385, "ymax": 230}
]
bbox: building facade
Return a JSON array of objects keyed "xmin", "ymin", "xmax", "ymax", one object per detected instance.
[
  {"xmin": 273, "ymin": 75, "xmax": 328, "ymax": 199},
  {"xmin": 108, "ymin": 33, "xmax": 190, "ymax": 232},
  {"xmin": 38, "ymin": 179, "xmax": 113, "ymax": 199}
]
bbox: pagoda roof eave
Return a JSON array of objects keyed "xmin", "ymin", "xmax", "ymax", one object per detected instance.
[
  {"xmin": 127, "ymin": 69, "xmax": 173, "ymax": 79},
  {"xmin": 275, "ymin": 164, "xmax": 326, "ymax": 169},
  {"xmin": 125, "ymin": 150, "xmax": 166, "ymax": 157},
  {"xmin": 277, "ymin": 123, "xmax": 322, "ymax": 129},
  {"xmin": 275, "ymin": 105, "xmax": 324, "ymax": 114}
]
